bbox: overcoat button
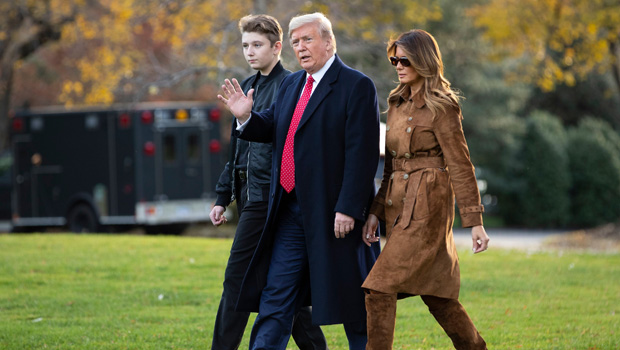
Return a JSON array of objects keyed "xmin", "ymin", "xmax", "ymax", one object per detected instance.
[
  {"xmin": 386, "ymin": 125, "xmax": 390, "ymax": 131},
  {"xmin": 405, "ymin": 153, "xmax": 411, "ymax": 158},
  {"xmin": 406, "ymin": 127, "xmax": 412, "ymax": 133},
  {"xmin": 408, "ymin": 117, "xmax": 413, "ymax": 121},
  {"xmin": 403, "ymin": 174, "xmax": 409, "ymax": 179},
  {"xmin": 391, "ymin": 150, "xmax": 397, "ymax": 156},
  {"xmin": 387, "ymin": 199, "xmax": 393, "ymax": 206},
  {"xmin": 390, "ymin": 174, "xmax": 394, "ymax": 179}
]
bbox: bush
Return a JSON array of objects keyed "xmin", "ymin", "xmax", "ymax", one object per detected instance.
[
  {"xmin": 577, "ymin": 117, "xmax": 620, "ymax": 153},
  {"xmin": 467, "ymin": 114, "xmax": 526, "ymax": 223},
  {"xmin": 567, "ymin": 119, "xmax": 620, "ymax": 227},
  {"xmin": 516, "ymin": 111, "xmax": 571, "ymax": 227}
]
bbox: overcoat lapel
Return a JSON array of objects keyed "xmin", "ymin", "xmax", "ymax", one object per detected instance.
[
  {"xmin": 296, "ymin": 56, "xmax": 342, "ymax": 131},
  {"xmin": 275, "ymin": 73, "xmax": 306, "ymax": 157}
]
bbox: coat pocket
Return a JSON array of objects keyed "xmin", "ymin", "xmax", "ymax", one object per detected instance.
[
  {"xmin": 399, "ymin": 170, "xmax": 424, "ymax": 229},
  {"xmin": 412, "ymin": 170, "xmax": 431, "ymax": 221}
]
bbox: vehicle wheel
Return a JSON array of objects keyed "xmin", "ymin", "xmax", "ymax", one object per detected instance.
[
  {"xmin": 67, "ymin": 204, "xmax": 99, "ymax": 233},
  {"xmin": 143, "ymin": 223, "xmax": 188, "ymax": 235}
]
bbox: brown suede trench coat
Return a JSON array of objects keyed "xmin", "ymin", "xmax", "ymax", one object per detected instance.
[{"xmin": 362, "ymin": 86, "xmax": 484, "ymax": 300}]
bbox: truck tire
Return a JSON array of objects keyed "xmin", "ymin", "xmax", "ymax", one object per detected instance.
[{"xmin": 67, "ymin": 204, "xmax": 99, "ymax": 233}]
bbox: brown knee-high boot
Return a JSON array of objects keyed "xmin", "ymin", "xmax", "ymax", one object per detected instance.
[
  {"xmin": 365, "ymin": 291, "xmax": 397, "ymax": 350},
  {"xmin": 421, "ymin": 295, "xmax": 487, "ymax": 350}
]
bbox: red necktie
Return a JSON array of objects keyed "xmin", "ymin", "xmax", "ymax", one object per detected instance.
[{"xmin": 280, "ymin": 75, "xmax": 314, "ymax": 193}]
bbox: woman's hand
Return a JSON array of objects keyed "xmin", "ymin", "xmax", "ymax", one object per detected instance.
[
  {"xmin": 362, "ymin": 214, "xmax": 380, "ymax": 247},
  {"xmin": 471, "ymin": 225, "xmax": 489, "ymax": 253}
]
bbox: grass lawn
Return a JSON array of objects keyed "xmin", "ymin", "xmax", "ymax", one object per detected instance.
[{"xmin": 1, "ymin": 233, "xmax": 619, "ymax": 349}]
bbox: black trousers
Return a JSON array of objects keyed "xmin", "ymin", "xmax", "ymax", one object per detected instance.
[{"xmin": 211, "ymin": 185, "xmax": 327, "ymax": 350}]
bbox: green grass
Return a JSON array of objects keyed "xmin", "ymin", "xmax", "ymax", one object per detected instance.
[{"xmin": 1, "ymin": 234, "xmax": 619, "ymax": 349}]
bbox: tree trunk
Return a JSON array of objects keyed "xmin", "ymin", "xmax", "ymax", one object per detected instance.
[
  {"xmin": 0, "ymin": 64, "xmax": 14, "ymax": 152},
  {"xmin": 0, "ymin": 7, "xmax": 76, "ymax": 152},
  {"xmin": 610, "ymin": 40, "xmax": 620, "ymax": 101}
]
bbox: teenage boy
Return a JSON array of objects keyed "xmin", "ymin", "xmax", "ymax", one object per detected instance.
[{"xmin": 209, "ymin": 14, "xmax": 327, "ymax": 350}]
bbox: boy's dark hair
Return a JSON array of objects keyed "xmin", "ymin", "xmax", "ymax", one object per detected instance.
[{"xmin": 238, "ymin": 14, "xmax": 283, "ymax": 46}]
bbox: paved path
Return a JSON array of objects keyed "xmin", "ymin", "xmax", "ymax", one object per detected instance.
[
  {"xmin": 453, "ymin": 228, "xmax": 570, "ymax": 252},
  {"xmin": 0, "ymin": 221, "xmax": 571, "ymax": 252}
]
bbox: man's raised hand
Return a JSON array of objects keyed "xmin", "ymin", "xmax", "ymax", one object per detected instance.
[{"xmin": 217, "ymin": 78, "xmax": 254, "ymax": 123}]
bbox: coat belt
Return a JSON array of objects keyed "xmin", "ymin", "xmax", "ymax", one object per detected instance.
[
  {"xmin": 391, "ymin": 156, "xmax": 445, "ymax": 230},
  {"xmin": 392, "ymin": 156, "xmax": 445, "ymax": 172}
]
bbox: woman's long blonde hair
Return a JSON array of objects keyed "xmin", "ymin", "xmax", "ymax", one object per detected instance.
[{"xmin": 387, "ymin": 29, "xmax": 462, "ymax": 118}]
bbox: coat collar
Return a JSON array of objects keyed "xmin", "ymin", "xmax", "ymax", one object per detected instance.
[
  {"xmin": 397, "ymin": 85, "xmax": 426, "ymax": 109},
  {"xmin": 295, "ymin": 54, "xmax": 343, "ymax": 130},
  {"xmin": 248, "ymin": 61, "xmax": 285, "ymax": 88}
]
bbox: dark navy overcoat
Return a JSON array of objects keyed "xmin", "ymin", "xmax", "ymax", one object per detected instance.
[{"xmin": 236, "ymin": 55, "xmax": 381, "ymax": 325}]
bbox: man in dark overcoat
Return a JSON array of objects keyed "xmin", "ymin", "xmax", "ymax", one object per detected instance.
[
  {"xmin": 209, "ymin": 14, "xmax": 327, "ymax": 350},
  {"xmin": 218, "ymin": 12, "xmax": 380, "ymax": 350}
]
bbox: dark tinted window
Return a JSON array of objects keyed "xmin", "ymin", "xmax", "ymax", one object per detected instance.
[
  {"xmin": 164, "ymin": 135, "xmax": 176, "ymax": 163},
  {"xmin": 187, "ymin": 134, "xmax": 200, "ymax": 162}
]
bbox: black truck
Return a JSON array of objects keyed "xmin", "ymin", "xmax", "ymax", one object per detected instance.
[{"xmin": 7, "ymin": 101, "xmax": 223, "ymax": 234}]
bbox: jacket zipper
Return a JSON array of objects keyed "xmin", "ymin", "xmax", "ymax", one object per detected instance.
[{"xmin": 246, "ymin": 85, "xmax": 259, "ymax": 202}]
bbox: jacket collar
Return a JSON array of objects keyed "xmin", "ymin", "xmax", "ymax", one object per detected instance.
[
  {"xmin": 294, "ymin": 54, "xmax": 343, "ymax": 131},
  {"xmin": 397, "ymin": 85, "xmax": 426, "ymax": 109},
  {"xmin": 249, "ymin": 61, "xmax": 285, "ymax": 88}
]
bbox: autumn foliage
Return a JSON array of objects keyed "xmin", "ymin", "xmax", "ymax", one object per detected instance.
[{"xmin": 468, "ymin": 0, "xmax": 620, "ymax": 93}]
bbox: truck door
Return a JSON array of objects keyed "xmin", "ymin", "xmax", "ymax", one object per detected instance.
[
  {"xmin": 156, "ymin": 126, "xmax": 204, "ymax": 200},
  {"xmin": 12, "ymin": 138, "xmax": 33, "ymax": 218}
]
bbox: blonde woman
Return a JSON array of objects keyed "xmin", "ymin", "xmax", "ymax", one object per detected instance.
[{"xmin": 362, "ymin": 29, "xmax": 489, "ymax": 350}]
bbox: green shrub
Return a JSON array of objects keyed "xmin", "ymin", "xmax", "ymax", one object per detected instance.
[
  {"xmin": 577, "ymin": 117, "xmax": 620, "ymax": 153},
  {"xmin": 467, "ymin": 114, "xmax": 526, "ymax": 224},
  {"xmin": 567, "ymin": 119, "xmax": 620, "ymax": 227},
  {"xmin": 516, "ymin": 111, "xmax": 571, "ymax": 227}
]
